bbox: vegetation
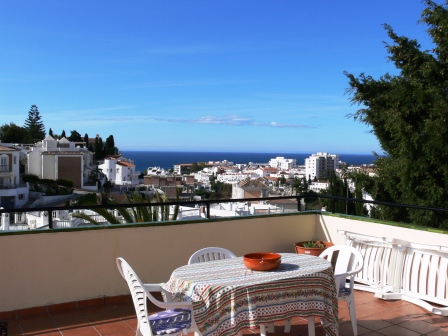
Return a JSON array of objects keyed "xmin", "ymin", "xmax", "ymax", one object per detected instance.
[
  {"xmin": 301, "ymin": 240, "xmax": 326, "ymax": 248},
  {"xmin": 345, "ymin": 1, "xmax": 448, "ymax": 228},
  {"xmin": 0, "ymin": 123, "xmax": 30, "ymax": 143},
  {"xmin": 24, "ymin": 105, "xmax": 46, "ymax": 143},
  {"xmin": 72, "ymin": 190, "xmax": 180, "ymax": 225},
  {"xmin": 21, "ymin": 174, "xmax": 74, "ymax": 195},
  {"xmin": 191, "ymin": 162, "xmax": 206, "ymax": 173}
]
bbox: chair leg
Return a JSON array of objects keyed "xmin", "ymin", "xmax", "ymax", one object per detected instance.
[
  {"xmin": 347, "ymin": 297, "xmax": 358, "ymax": 336},
  {"xmin": 307, "ymin": 316, "xmax": 315, "ymax": 336},
  {"xmin": 284, "ymin": 318, "xmax": 291, "ymax": 333},
  {"xmin": 260, "ymin": 323, "xmax": 267, "ymax": 336},
  {"xmin": 268, "ymin": 322, "xmax": 275, "ymax": 333}
]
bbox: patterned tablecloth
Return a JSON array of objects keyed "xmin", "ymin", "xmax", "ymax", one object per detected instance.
[{"xmin": 163, "ymin": 253, "xmax": 338, "ymax": 336}]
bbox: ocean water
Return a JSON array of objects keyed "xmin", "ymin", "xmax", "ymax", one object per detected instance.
[{"xmin": 120, "ymin": 151, "xmax": 376, "ymax": 173}]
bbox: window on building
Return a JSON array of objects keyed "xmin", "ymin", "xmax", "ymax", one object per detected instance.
[
  {"xmin": 19, "ymin": 194, "xmax": 24, "ymax": 200},
  {"xmin": 0, "ymin": 155, "xmax": 8, "ymax": 171}
]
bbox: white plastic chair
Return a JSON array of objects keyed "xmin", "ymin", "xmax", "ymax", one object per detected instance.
[
  {"xmin": 284, "ymin": 245, "xmax": 364, "ymax": 336},
  {"xmin": 116, "ymin": 257, "xmax": 202, "ymax": 336},
  {"xmin": 188, "ymin": 247, "xmax": 236, "ymax": 264}
]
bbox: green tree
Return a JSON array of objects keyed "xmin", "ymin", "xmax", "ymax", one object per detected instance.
[
  {"xmin": 105, "ymin": 135, "xmax": 117, "ymax": 155},
  {"xmin": 23, "ymin": 104, "xmax": 45, "ymax": 142},
  {"xmin": 322, "ymin": 171, "xmax": 351, "ymax": 214},
  {"xmin": 72, "ymin": 190, "xmax": 179, "ymax": 224},
  {"xmin": 68, "ymin": 130, "xmax": 83, "ymax": 142},
  {"xmin": 94, "ymin": 136, "xmax": 105, "ymax": 160},
  {"xmin": 190, "ymin": 162, "xmax": 205, "ymax": 173},
  {"xmin": 345, "ymin": 1, "xmax": 448, "ymax": 228},
  {"xmin": 0, "ymin": 123, "xmax": 29, "ymax": 143},
  {"xmin": 61, "ymin": 130, "xmax": 66, "ymax": 138},
  {"xmin": 84, "ymin": 133, "xmax": 89, "ymax": 148},
  {"xmin": 49, "ymin": 128, "xmax": 53, "ymax": 137},
  {"xmin": 279, "ymin": 175, "xmax": 287, "ymax": 186}
]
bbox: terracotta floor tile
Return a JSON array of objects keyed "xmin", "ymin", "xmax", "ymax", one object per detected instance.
[
  {"xmin": 1, "ymin": 292, "xmax": 447, "ymax": 336},
  {"xmin": 419, "ymin": 314, "xmax": 448, "ymax": 328},
  {"xmin": 353, "ymin": 291, "xmax": 377, "ymax": 304},
  {"xmin": 338, "ymin": 321, "xmax": 369, "ymax": 336},
  {"xmin": 376, "ymin": 324, "xmax": 422, "ymax": 336},
  {"xmin": 370, "ymin": 308, "xmax": 414, "ymax": 324},
  {"xmin": 393, "ymin": 303, "xmax": 429, "ymax": 316},
  {"xmin": 53, "ymin": 315, "xmax": 91, "ymax": 330},
  {"xmin": 121, "ymin": 316, "xmax": 137, "ymax": 331},
  {"xmin": 92, "ymin": 320, "xmax": 134, "ymax": 335},
  {"xmin": 426, "ymin": 328, "xmax": 448, "ymax": 335},
  {"xmin": 354, "ymin": 302, "xmax": 392, "ymax": 319},
  {"xmin": 59, "ymin": 324, "xmax": 100, "ymax": 336},
  {"xmin": 398, "ymin": 319, "xmax": 440, "ymax": 334},
  {"xmin": 357, "ymin": 318, "xmax": 394, "ymax": 331},
  {"xmin": 369, "ymin": 298, "xmax": 409, "ymax": 309}
]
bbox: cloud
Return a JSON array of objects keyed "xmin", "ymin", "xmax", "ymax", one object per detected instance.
[{"xmin": 145, "ymin": 115, "xmax": 314, "ymax": 128}]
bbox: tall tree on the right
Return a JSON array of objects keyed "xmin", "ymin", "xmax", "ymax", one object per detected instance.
[{"xmin": 345, "ymin": 1, "xmax": 448, "ymax": 228}]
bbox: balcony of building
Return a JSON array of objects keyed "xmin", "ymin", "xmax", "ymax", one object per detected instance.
[{"xmin": 0, "ymin": 197, "xmax": 447, "ymax": 335}]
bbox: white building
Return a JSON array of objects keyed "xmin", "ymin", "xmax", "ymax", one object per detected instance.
[
  {"xmin": 98, "ymin": 156, "xmax": 140, "ymax": 186},
  {"xmin": 0, "ymin": 143, "xmax": 29, "ymax": 209},
  {"xmin": 27, "ymin": 136, "xmax": 97, "ymax": 189},
  {"xmin": 232, "ymin": 177, "xmax": 270, "ymax": 199},
  {"xmin": 308, "ymin": 181, "xmax": 330, "ymax": 192},
  {"xmin": 305, "ymin": 152, "xmax": 340, "ymax": 180},
  {"xmin": 268, "ymin": 157, "xmax": 297, "ymax": 170}
]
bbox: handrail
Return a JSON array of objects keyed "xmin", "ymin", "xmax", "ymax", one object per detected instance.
[{"xmin": 1, "ymin": 194, "xmax": 448, "ymax": 230}]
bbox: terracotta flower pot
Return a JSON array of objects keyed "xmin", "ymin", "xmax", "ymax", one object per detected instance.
[{"xmin": 294, "ymin": 240, "xmax": 334, "ymax": 256}]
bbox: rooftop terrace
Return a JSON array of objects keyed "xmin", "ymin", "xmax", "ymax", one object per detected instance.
[{"xmin": 0, "ymin": 198, "xmax": 447, "ymax": 335}]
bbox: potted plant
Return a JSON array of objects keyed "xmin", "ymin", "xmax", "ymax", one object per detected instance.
[{"xmin": 294, "ymin": 240, "xmax": 334, "ymax": 256}]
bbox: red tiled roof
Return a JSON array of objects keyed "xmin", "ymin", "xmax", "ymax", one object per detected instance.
[
  {"xmin": 42, "ymin": 151, "xmax": 84, "ymax": 155},
  {"xmin": 117, "ymin": 161, "xmax": 135, "ymax": 167},
  {"xmin": 0, "ymin": 145, "xmax": 15, "ymax": 151}
]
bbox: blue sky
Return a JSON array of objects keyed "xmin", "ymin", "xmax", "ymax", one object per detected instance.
[{"xmin": 0, "ymin": 1, "xmax": 435, "ymax": 154}]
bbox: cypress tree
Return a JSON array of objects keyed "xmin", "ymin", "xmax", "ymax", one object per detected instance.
[{"xmin": 345, "ymin": 1, "xmax": 448, "ymax": 228}]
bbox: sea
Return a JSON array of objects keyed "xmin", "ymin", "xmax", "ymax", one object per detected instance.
[{"xmin": 120, "ymin": 151, "xmax": 376, "ymax": 173}]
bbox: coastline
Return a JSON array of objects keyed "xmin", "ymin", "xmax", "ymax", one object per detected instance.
[{"xmin": 120, "ymin": 150, "xmax": 376, "ymax": 173}]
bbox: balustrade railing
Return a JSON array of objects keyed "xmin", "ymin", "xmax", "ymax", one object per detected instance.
[{"xmin": 1, "ymin": 194, "xmax": 448, "ymax": 231}]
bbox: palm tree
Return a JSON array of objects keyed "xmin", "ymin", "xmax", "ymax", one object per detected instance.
[{"xmin": 72, "ymin": 189, "xmax": 180, "ymax": 225}]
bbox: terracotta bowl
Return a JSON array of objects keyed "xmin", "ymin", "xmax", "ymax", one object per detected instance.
[{"xmin": 243, "ymin": 252, "xmax": 281, "ymax": 271}]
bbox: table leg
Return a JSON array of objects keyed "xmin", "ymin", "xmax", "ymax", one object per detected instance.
[
  {"xmin": 284, "ymin": 318, "xmax": 291, "ymax": 333},
  {"xmin": 308, "ymin": 317, "xmax": 315, "ymax": 336}
]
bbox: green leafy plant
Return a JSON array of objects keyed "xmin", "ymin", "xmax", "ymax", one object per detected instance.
[
  {"xmin": 301, "ymin": 240, "xmax": 325, "ymax": 248},
  {"xmin": 72, "ymin": 189, "xmax": 180, "ymax": 225}
]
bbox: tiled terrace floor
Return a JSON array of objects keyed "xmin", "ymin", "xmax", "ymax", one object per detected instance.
[{"xmin": 1, "ymin": 290, "xmax": 448, "ymax": 336}]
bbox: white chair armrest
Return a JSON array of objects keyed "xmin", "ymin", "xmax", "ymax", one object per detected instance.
[
  {"xmin": 142, "ymin": 283, "xmax": 194, "ymax": 309},
  {"xmin": 143, "ymin": 283, "xmax": 164, "ymax": 292},
  {"xmin": 149, "ymin": 297, "xmax": 194, "ymax": 310}
]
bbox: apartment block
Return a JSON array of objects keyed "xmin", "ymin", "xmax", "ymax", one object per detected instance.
[{"xmin": 305, "ymin": 152, "xmax": 340, "ymax": 180}]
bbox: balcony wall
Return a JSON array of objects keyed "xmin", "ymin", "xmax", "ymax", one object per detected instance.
[
  {"xmin": 320, "ymin": 214, "xmax": 448, "ymax": 247},
  {"xmin": 0, "ymin": 213, "xmax": 317, "ymax": 313},
  {"xmin": 1, "ymin": 212, "xmax": 446, "ymax": 313}
]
